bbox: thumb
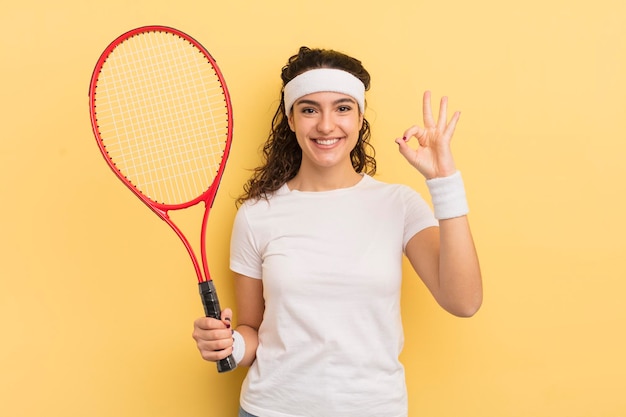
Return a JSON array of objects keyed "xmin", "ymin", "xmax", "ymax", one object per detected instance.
[
  {"xmin": 221, "ymin": 308, "xmax": 233, "ymax": 328},
  {"xmin": 394, "ymin": 136, "xmax": 414, "ymax": 161}
]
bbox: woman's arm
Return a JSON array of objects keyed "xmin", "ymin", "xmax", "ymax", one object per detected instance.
[
  {"xmin": 395, "ymin": 91, "xmax": 482, "ymax": 317},
  {"xmin": 192, "ymin": 273, "xmax": 264, "ymax": 366},
  {"xmin": 234, "ymin": 273, "xmax": 264, "ymax": 367},
  {"xmin": 405, "ymin": 219, "xmax": 482, "ymax": 317}
]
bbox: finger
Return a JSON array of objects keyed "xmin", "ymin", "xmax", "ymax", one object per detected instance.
[
  {"xmin": 193, "ymin": 323, "xmax": 226, "ymax": 344},
  {"xmin": 394, "ymin": 136, "xmax": 418, "ymax": 163},
  {"xmin": 194, "ymin": 316, "xmax": 226, "ymax": 331},
  {"xmin": 221, "ymin": 308, "xmax": 233, "ymax": 328},
  {"xmin": 193, "ymin": 326, "xmax": 233, "ymax": 349},
  {"xmin": 422, "ymin": 91, "xmax": 435, "ymax": 128},
  {"xmin": 437, "ymin": 96, "xmax": 448, "ymax": 132},
  {"xmin": 199, "ymin": 343, "xmax": 234, "ymax": 362},
  {"xmin": 193, "ymin": 316, "xmax": 211, "ymax": 330},
  {"xmin": 401, "ymin": 125, "xmax": 426, "ymax": 143},
  {"xmin": 445, "ymin": 111, "xmax": 461, "ymax": 140},
  {"xmin": 199, "ymin": 328, "xmax": 234, "ymax": 346}
]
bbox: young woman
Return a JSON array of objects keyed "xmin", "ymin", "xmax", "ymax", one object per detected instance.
[{"xmin": 193, "ymin": 46, "xmax": 482, "ymax": 417}]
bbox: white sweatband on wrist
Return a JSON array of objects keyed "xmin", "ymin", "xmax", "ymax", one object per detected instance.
[
  {"xmin": 283, "ymin": 68, "xmax": 366, "ymax": 117},
  {"xmin": 426, "ymin": 171, "xmax": 469, "ymax": 220},
  {"xmin": 232, "ymin": 330, "xmax": 246, "ymax": 365}
]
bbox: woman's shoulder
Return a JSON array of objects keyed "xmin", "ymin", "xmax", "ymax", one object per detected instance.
[
  {"xmin": 237, "ymin": 183, "xmax": 290, "ymax": 211},
  {"xmin": 361, "ymin": 174, "xmax": 417, "ymax": 194}
]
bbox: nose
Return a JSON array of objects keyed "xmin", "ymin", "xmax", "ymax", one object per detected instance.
[{"xmin": 316, "ymin": 112, "xmax": 335, "ymax": 134}]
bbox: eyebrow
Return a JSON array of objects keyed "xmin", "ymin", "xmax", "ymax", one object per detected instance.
[{"xmin": 294, "ymin": 97, "xmax": 357, "ymax": 107}]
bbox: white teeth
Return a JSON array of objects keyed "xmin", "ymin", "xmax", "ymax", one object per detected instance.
[{"xmin": 315, "ymin": 138, "xmax": 339, "ymax": 145}]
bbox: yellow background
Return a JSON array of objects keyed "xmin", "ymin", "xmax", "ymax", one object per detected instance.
[{"xmin": 1, "ymin": 0, "xmax": 625, "ymax": 416}]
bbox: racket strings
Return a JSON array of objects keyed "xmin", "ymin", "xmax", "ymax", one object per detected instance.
[{"xmin": 94, "ymin": 30, "xmax": 229, "ymax": 205}]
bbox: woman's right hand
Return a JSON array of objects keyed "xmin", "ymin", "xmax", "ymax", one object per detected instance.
[{"xmin": 192, "ymin": 308, "xmax": 234, "ymax": 362}]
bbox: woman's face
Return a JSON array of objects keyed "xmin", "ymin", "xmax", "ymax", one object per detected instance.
[{"xmin": 288, "ymin": 91, "xmax": 364, "ymax": 172}]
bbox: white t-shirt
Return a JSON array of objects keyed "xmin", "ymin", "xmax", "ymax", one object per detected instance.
[{"xmin": 230, "ymin": 175, "xmax": 438, "ymax": 417}]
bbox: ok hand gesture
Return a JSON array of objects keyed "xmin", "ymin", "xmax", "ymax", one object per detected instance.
[{"xmin": 395, "ymin": 91, "xmax": 461, "ymax": 180}]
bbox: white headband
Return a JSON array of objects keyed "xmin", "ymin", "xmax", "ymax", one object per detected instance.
[{"xmin": 283, "ymin": 68, "xmax": 366, "ymax": 117}]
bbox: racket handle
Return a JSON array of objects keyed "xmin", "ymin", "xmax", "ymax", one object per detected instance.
[{"xmin": 199, "ymin": 281, "xmax": 238, "ymax": 373}]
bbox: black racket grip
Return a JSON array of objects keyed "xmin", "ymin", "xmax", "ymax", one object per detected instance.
[{"xmin": 199, "ymin": 281, "xmax": 237, "ymax": 373}]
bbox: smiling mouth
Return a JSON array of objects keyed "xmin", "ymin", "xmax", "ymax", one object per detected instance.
[{"xmin": 313, "ymin": 138, "xmax": 340, "ymax": 145}]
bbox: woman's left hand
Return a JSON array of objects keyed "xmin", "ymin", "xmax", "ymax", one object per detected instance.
[{"xmin": 395, "ymin": 91, "xmax": 460, "ymax": 179}]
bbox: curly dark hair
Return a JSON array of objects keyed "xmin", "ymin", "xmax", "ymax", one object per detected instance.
[{"xmin": 236, "ymin": 46, "xmax": 376, "ymax": 206}]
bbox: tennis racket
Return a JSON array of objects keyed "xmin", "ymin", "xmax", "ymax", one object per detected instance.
[{"xmin": 88, "ymin": 26, "xmax": 236, "ymax": 373}]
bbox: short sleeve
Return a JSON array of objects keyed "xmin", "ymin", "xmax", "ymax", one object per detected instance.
[
  {"xmin": 402, "ymin": 188, "xmax": 438, "ymax": 251},
  {"xmin": 229, "ymin": 205, "xmax": 263, "ymax": 279}
]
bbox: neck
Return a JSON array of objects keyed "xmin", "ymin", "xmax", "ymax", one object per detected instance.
[{"xmin": 287, "ymin": 164, "xmax": 363, "ymax": 192}]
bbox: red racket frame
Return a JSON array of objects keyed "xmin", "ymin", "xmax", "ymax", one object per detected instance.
[{"xmin": 88, "ymin": 25, "xmax": 234, "ymax": 285}]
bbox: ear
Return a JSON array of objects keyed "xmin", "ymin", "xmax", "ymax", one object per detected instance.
[
  {"xmin": 358, "ymin": 112, "xmax": 364, "ymax": 130},
  {"xmin": 288, "ymin": 113, "xmax": 295, "ymax": 132}
]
